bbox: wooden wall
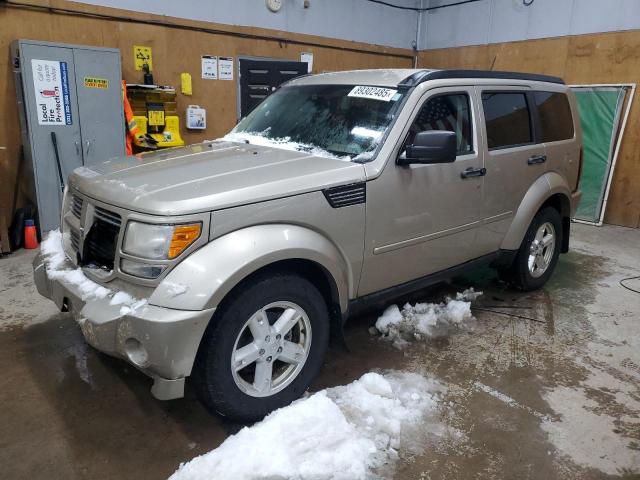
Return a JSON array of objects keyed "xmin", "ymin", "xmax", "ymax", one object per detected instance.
[
  {"xmin": 419, "ymin": 31, "xmax": 640, "ymax": 228},
  {"xmin": 0, "ymin": 0, "xmax": 413, "ymax": 231}
]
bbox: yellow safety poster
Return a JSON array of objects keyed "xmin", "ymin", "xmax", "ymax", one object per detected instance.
[{"xmin": 134, "ymin": 45, "xmax": 153, "ymax": 71}]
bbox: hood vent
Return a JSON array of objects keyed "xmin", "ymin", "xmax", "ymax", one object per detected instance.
[{"xmin": 323, "ymin": 183, "xmax": 366, "ymax": 208}]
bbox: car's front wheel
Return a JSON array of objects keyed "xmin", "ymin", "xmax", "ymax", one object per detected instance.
[{"xmin": 192, "ymin": 271, "xmax": 329, "ymax": 421}]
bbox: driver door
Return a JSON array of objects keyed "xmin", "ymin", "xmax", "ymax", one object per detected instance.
[{"xmin": 358, "ymin": 86, "xmax": 485, "ymax": 296}]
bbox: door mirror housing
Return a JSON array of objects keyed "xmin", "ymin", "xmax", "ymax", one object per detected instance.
[{"xmin": 398, "ymin": 130, "xmax": 457, "ymax": 165}]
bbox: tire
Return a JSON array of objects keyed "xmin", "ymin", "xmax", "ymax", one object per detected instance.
[
  {"xmin": 192, "ymin": 271, "xmax": 330, "ymax": 421},
  {"xmin": 500, "ymin": 207, "xmax": 563, "ymax": 291}
]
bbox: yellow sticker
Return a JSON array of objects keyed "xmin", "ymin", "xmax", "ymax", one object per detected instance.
[
  {"xmin": 148, "ymin": 110, "xmax": 165, "ymax": 126},
  {"xmin": 134, "ymin": 45, "xmax": 153, "ymax": 71},
  {"xmin": 84, "ymin": 77, "xmax": 109, "ymax": 89},
  {"xmin": 181, "ymin": 72, "xmax": 192, "ymax": 96}
]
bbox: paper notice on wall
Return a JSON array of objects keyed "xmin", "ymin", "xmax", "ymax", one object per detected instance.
[
  {"xmin": 31, "ymin": 59, "xmax": 72, "ymax": 125},
  {"xmin": 301, "ymin": 52, "xmax": 313, "ymax": 73},
  {"xmin": 218, "ymin": 57, "xmax": 234, "ymax": 80},
  {"xmin": 201, "ymin": 55, "xmax": 218, "ymax": 79}
]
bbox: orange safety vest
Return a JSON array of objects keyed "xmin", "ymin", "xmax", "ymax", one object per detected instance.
[{"xmin": 122, "ymin": 80, "xmax": 140, "ymax": 155}]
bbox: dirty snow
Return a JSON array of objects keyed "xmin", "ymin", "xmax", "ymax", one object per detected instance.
[
  {"xmin": 222, "ymin": 131, "xmax": 351, "ymax": 161},
  {"xmin": 40, "ymin": 229, "xmax": 146, "ymax": 315},
  {"xmin": 374, "ymin": 289, "xmax": 482, "ymax": 349},
  {"xmin": 170, "ymin": 371, "xmax": 447, "ymax": 480}
]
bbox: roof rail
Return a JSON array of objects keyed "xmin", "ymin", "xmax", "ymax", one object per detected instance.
[{"xmin": 398, "ymin": 69, "xmax": 565, "ymax": 88}]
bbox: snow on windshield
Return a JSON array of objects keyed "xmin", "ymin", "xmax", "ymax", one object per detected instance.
[{"xmin": 222, "ymin": 131, "xmax": 352, "ymax": 161}]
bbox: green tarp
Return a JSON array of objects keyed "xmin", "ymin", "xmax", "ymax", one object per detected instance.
[{"xmin": 572, "ymin": 87, "xmax": 626, "ymax": 223}]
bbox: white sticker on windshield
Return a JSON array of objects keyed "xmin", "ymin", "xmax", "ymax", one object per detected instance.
[{"xmin": 348, "ymin": 86, "xmax": 398, "ymax": 102}]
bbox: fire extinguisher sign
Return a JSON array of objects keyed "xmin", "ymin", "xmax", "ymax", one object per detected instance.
[{"xmin": 31, "ymin": 59, "xmax": 73, "ymax": 126}]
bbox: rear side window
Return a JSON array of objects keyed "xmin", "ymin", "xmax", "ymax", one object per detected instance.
[
  {"xmin": 482, "ymin": 92, "xmax": 532, "ymax": 150},
  {"xmin": 534, "ymin": 91, "xmax": 574, "ymax": 142}
]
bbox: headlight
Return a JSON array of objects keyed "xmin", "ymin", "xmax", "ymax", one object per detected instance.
[{"xmin": 123, "ymin": 221, "xmax": 202, "ymax": 260}]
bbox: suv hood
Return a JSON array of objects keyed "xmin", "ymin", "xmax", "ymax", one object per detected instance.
[{"xmin": 69, "ymin": 141, "xmax": 366, "ymax": 215}]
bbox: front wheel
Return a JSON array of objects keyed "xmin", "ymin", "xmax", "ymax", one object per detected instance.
[
  {"xmin": 192, "ymin": 272, "xmax": 329, "ymax": 421},
  {"xmin": 500, "ymin": 207, "xmax": 562, "ymax": 291}
]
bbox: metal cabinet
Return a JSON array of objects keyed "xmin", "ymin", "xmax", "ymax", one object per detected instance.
[{"xmin": 11, "ymin": 39, "xmax": 125, "ymax": 232}]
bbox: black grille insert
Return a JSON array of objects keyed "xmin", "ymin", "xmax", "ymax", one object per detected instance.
[
  {"xmin": 82, "ymin": 208, "xmax": 121, "ymax": 271},
  {"xmin": 71, "ymin": 195, "xmax": 83, "ymax": 218},
  {"xmin": 323, "ymin": 183, "xmax": 366, "ymax": 208}
]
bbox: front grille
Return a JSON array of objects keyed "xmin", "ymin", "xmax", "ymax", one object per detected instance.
[
  {"xmin": 323, "ymin": 183, "xmax": 367, "ymax": 208},
  {"xmin": 71, "ymin": 195, "xmax": 83, "ymax": 218},
  {"xmin": 70, "ymin": 230, "xmax": 80, "ymax": 251},
  {"xmin": 94, "ymin": 206, "xmax": 122, "ymax": 228},
  {"xmin": 82, "ymin": 207, "xmax": 122, "ymax": 271}
]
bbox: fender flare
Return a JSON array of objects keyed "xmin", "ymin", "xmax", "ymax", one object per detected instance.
[
  {"xmin": 148, "ymin": 224, "xmax": 352, "ymax": 313},
  {"xmin": 501, "ymin": 172, "xmax": 572, "ymax": 251}
]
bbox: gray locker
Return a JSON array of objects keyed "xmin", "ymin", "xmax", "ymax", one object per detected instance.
[{"xmin": 11, "ymin": 40, "xmax": 125, "ymax": 232}]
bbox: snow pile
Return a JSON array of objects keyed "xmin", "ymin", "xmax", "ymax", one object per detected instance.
[
  {"xmin": 374, "ymin": 289, "xmax": 482, "ymax": 349},
  {"xmin": 40, "ymin": 229, "xmax": 147, "ymax": 314},
  {"xmin": 169, "ymin": 371, "xmax": 446, "ymax": 480},
  {"xmin": 222, "ymin": 131, "xmax": 350, "ymax": 161}
]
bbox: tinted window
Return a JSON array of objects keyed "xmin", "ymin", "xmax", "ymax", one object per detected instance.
[
  {"xmin": 534, "ymin": 91, "xmax": 574, "ymax": 142},
  {"xmin": 482, "ymin": 92, "xmax": 532, "ymax": 149},
  {"xmin": 408, "ymin": 93, "xmax": 473, "ymax": 155}
]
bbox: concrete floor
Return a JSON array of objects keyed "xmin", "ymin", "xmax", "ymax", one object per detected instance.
[{"xmin": 0, "ymin": 223, "xmax": 639, "ymax": 479}]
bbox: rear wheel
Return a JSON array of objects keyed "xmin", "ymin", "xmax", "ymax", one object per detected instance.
[
  {"xmin": 192, "ymin": 272, "xmax": 329, "ymax": 421},
  {"xmin": 500, "ymin": 207, "xmax": 562, "ymax": 291}
]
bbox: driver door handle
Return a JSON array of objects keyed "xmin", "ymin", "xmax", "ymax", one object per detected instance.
[
  {"xmin": 528, "ymin": 154, "xmax": 547, "ymax": 165},
  {"xmin": 461, "ymin": 167, "xmax": 486, "ymax": 179}
]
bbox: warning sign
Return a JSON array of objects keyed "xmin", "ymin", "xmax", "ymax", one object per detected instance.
[
  {"xmin": 84, "ymin": 77, "xmax": 109, "ymax": 89},
  {"xmin": 134, "ymin": 45, "xmax": 153, "ymax": 71},
  {"xmin": 31, "ymin": 59, "xmax": 72, "ymax": 125}
]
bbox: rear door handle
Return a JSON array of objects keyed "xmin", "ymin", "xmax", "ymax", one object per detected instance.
[
  {"xmin": 461, "ymin": 167, "xmax": 486, "ymax": 179},
  {"xmin": 528, "ymin": 155, "xmax": 547, "ymax": 165}
]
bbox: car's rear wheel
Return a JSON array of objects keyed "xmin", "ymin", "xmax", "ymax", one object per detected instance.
[
  {"xmin": 192, "ymin": 271, "xmax": 329, "ymax": 421},
  {"xmin": 500, "ymin": 207, "xmax": 562, "ymax": 291}
]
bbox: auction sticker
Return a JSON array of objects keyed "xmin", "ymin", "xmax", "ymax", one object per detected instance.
[
  {"xmin": 31, "ymin": 59, "xmax": 72, "ymax": 125},
  {"xmin": 348, "ymin": 85, "xmax": 398, "ymax": 102}
]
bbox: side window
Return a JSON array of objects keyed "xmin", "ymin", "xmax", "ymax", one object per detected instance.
[
  {"xmin": 534, "ymin": 91, "xmax": 574, "ymax": 142},
  {"xmin": 408, "ymin": 93, "xmax": 473, "ymax": 155},
  {"xmin": 481, "ymin": 92, "xmax": 532, "ymax": 150}
]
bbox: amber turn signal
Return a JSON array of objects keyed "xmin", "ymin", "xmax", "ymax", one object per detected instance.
[{"xmin": 168, "ymin": 223, "xmax": 202, "ymax": 259}]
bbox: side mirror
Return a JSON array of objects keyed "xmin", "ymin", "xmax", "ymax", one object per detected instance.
[{"xmin": 398, "ymin": 130, "xmax": 457, "ymax": 165}]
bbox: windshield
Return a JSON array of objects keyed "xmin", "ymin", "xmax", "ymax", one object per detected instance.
[{"xmin": 228, "ymin": 84, "xmax": 405, "ymax": 161}]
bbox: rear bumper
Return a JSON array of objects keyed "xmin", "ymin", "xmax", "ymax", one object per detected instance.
[{"xmin": 33, "ymin": 252, "xmax": 214, "ymax": 400}]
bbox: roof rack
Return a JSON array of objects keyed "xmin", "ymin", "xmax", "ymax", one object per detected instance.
[{"xmin": 398, "ymin": 69, "xmax": 565, "ymax": 88}]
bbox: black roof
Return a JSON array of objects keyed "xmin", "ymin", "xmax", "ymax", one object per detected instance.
[{"xmin": 398, "ymin": 69, "xmax": 565, "ymax": 88}]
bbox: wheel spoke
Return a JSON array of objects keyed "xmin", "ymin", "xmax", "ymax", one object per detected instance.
[
  {"xmin": 253, "ymin": 361, "xmax": 273, "ymax": 393},
  {"xmin": 233, "ymin": 343, "xmax": 260, "ymax": 371},
  {"xmin": 278, "ymin": 340, "xmax": 306, "ymax": 364},
  {"xmin": 249, "ymin": 310, "xmax": 270, "ymax": 341},
  {"xmin": 541, "ymin": 234, "xmax": 554, "ymax": 247},
  {"xmin": 535, "ymin": 227, "xmax": 545, "ymax": 242},
  {"xmin": 273, "ymin": 308, "xmax": 300, "ymax": 336},
  {"xmin": 528, "ymin": 255, "xmax": 536, "ymax": 272}
]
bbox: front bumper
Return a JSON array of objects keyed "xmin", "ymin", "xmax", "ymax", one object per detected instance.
[{"xmin": 33, "ymin": 252, "xmax": 215, "ymax": 400}]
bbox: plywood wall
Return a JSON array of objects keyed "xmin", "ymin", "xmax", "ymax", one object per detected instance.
[
  {"xmin": 0, "ymin": 0, "xmax": 413, "ymax": 231},
  {"xmin": 419, "ymin": 31, "xmax": 640, "ymax": 228}
]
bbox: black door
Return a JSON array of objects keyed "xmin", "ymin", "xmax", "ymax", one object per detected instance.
[{"xmin": 239, "ymin": 59, "xmax": 308, "ymax": 119}]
